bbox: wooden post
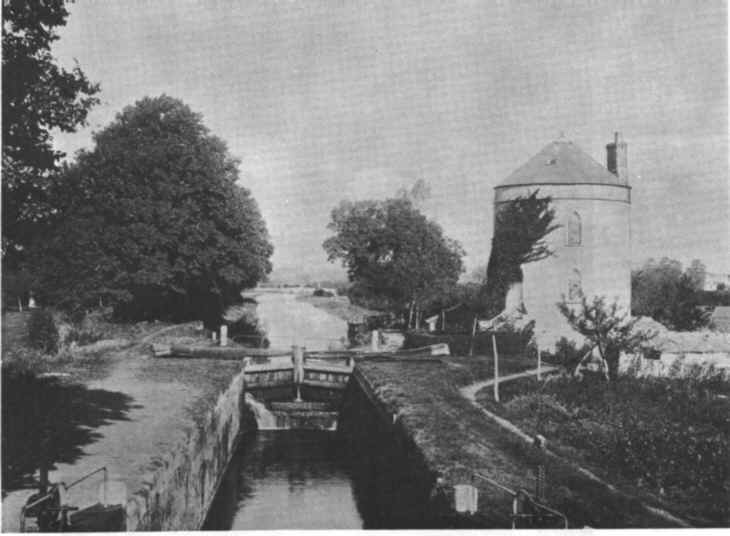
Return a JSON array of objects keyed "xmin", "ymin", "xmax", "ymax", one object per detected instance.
[
  {"xmin": 17, "ymin": 296, "xmax": 22, "ymax": 312},
  {"xmin": 220, "ymin": 325, "xmax": 228, "ymax": 347},
  {"xmin": 492, "ymin": 334, "xmax": 500, "ymax": 402},
  {"xmin": 441, "ymin": 310, "xmax": 446, "ymax": 332},
  {"xmin": 469, "ymin": 316, "xmax": 478, "ymax": 357},
  {"xmin": 536, "ymin": 338, "xmax": 541, "ymax": 380},
  {"xmin": 292, "ymin": 345, "xmax": 304, "ymax": 402}
]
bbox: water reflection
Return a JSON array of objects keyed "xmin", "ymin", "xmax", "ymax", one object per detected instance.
[{"xmin": 204, "ymin": 431, "xmax": 362, "ymax": 530}]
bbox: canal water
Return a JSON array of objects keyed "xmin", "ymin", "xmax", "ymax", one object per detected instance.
[
  {"xmin": 203, "ymin": 430, "xmax": 363, "ymax": 530},
  {"xmin": 253, "ymin": 291, "xmax": 348, "ymax": 351},
  {"xmin": 205, "ymin": 291, "xmax": 362, "ymax": 530}
]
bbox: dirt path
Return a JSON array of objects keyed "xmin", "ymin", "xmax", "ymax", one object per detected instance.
[
  {"xmin": 459, "ymin": 366, "xmax": 557, "ymax": 443},
  {"xmin": 458, "ymin": 367, "xmax": 691, "ymax": 528}
]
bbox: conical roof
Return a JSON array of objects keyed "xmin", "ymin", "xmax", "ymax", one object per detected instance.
[{"xmin": 498, "ymin": 139, "xmax": 623, "ymax": 188}]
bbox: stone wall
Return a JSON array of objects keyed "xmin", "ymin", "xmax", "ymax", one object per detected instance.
[
  {"xmin": 339, "ymin": 368, "xmax": 480, "ymax": 528},
  {"xmin": 125, "ymin": 368, "xmax": 252, "ymax": 531}
]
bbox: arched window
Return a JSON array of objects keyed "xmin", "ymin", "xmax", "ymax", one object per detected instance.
[
  {"xmin": 568, "ymin": 269, "xmax": 582, "ymax": 302},
  {"xmin": 567, "ymin": 211, "xmax": 582, "ymax": 246}
]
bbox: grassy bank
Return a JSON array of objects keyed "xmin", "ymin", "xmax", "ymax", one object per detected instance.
[
  {"xmin": 355, "ymin": 355, "xmax": 689, "ymax": 527},
  {"xmin": 475, "ymin": 371, "xmax": 730, "ymax": 526}
]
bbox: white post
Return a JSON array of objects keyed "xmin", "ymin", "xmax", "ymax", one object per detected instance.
[
  {"xmin": 220, "ymin": 325, "xmax": 228, "ymax": 347},
  {"xmin": 492, "ymin": 334, "xmax": 500, "ymax": 402},
  {"xmin": 292, "ymin": 345, "xmax": 304, "ymax": 402},
  {"xmin": 211, "ymin": 331, "xmax": 217, "ymax": 342},
  {"xmin": 371, "ymin": 330, "xmax": 379, "ymax": 352},
  {"xmin": 469, "ymin": 316, "xmax": 477, "ymax": 357}
]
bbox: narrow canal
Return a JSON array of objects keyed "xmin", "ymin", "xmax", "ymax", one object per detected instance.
[
  {"xmin": 204, "ymin": 290, "xmax": 363, "ymax": 530},
  {"xmin": 204, "ymin": 431, "xmax": 362, "ymax": 529}
]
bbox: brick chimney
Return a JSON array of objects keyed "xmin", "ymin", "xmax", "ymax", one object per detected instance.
[{"xmin": 606, "ymin": 132, "xmax": 628, "ymax": 184}]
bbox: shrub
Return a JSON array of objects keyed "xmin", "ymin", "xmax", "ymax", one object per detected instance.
[
  {"xmin": 313, "ymin": 288, "xmax": 334, "ymax": 297},
  {"xmin": 227, "ymin": 314, "xmax": 268, "ymax": 348},
  {"xmin": 539, "ymin": 374, "xmax": 730, "ymax": 523},
  {"xmin": 26, "ymin": 309, "xmax": 59, "ymax": 354},
  {"xmin": 64, "ymin": 328, "xmax": 103, "ymax": 347},
  {"xmin": 548, "ymin": 337, "xmax": 593, "ymax": 373}
]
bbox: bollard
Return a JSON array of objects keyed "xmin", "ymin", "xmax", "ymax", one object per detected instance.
[
  {"xmin": 220, "ymin": 325, "xmax": 228, "ymax": 347},
  {"xmin": 453, "ymin": 484, "xmax": 478, "ymax": 514},
  {"xmin": 371, "ymin": 330, "xmax": 379, "ymax": 352},
  {"xmin": 211, "ymin": 331, "xmax": 217, "ymax": 342},
  {"xmin": 292, "ymin": 345, "xmax": 304, "ymax": 402}
]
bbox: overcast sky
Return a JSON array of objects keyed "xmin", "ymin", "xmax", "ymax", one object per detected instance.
[{"xmin": 51, "ymin": 0, "xmax": 729, "ymax": 280}]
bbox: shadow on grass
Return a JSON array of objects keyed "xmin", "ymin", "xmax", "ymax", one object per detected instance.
[{"xmin": 2, "ymin": 364, "xmax": 137, "ymax": 490}]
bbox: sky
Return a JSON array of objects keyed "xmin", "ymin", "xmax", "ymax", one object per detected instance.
[{"xmin": 50, "ymin": 0, "xmax": 729, "ymax": 281}]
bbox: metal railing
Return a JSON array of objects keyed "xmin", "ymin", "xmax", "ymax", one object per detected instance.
[
  {"xmin": 19, "ymin": 466, "xmax": 109, "ymax": 532},
  {"xmin": 449, "ymin": 464, "xmax": 569, "ymax": 529}
]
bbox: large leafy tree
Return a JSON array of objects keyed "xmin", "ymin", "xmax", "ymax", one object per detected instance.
[
  {"xmin": 2, "ymin": 0, "xmax": 100, "ymax": 261},
  {"xmin": 29, "ymin": 96, "xmax": 273, "ymax": 325},
  {"xmin": 631, "ymin": 257, "xmax": 708, "ymax": 330},
  {"xmin": 323, "ymin": 195, "xmax": 464, "ymax": 321},
  {"xmin": 484, "ymin": 190, "xmax": 558, "ymax": 316}
]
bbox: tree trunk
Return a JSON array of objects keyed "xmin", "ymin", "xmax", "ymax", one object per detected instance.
[
  {"xmin": 595, "ymin": 341, "xmax": 611, "ymax": 382},
  {"xmin": 606, "ymin": 345, "xmax": 621, "ymax": 382}
]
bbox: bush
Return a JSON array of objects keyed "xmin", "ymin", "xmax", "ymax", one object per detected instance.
[
  {"xmin": 227, "ymin": 315, "xmax": 268, "ymax": 348},
  {"xmin": 547, "ymin": 337, "xmax": 593, "ymax": 372},
  {"xmin": 313, "ymin": 288, "xmax": 334, "ymax": 297},
  {"xmin": 64, "ymin": 328, "xmax": 103, "ymax": 347},
  {"xmin": 500, "ymin": 374, "xmax": 730, "ymax": 524},
  {"xmin": 27, "ymin": 309, "xmax": 59, "ymax": 354}
]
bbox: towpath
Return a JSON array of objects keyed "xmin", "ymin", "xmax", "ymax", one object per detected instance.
[{"xmin": 1, "ymin": 325, "xmax": 241, "ymax": 532}]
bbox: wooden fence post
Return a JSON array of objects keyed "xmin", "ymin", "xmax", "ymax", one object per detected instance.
[
  {"xmin": 469, "ymin": 317, "xmax": 477, "ymax": 357},
  {"xmin": 492, "ymin": 334, "xmax": 500, "ymax": 402}
]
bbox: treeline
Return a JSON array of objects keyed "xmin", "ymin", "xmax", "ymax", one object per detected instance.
[
  {"xmin": 323, "ymin": 185, "xmax": 557, "ymax": 330},
  {"xmin": 2, "ymin": 2, "xmax": 272, "ymax": 326},
  {"xmin": 631, "ymin": 257, "xmax": 725, "ymax": 331}
]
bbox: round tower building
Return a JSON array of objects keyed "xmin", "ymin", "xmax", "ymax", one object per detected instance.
[{"xmin": 494, "ymin": 133, "xmax": 632, "ymax": 343}]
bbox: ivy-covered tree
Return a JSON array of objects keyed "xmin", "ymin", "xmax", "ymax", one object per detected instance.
[
  {"xmin": 2, "ymin": 0, "xmax": 100, "ymax": 261},
  {"xmin": 484, "ymin": 190, "xmax": 558, "ymax": 316},
  {"xmin": 323, "ymin": 195, "xmax": 464, "ymax": 323},
  {"xmin": 558, "ymin": 295, "xmax": 654, "ymax": 381},
  {"xmin": 29, "ymin": 96, "xmax": 273, "ymax": 325}
]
